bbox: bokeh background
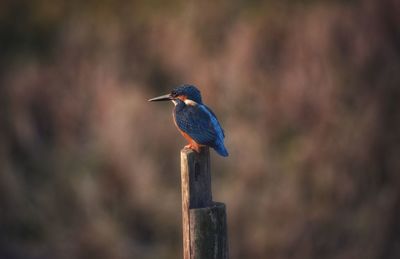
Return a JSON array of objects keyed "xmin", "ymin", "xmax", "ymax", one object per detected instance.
[{"xmin": 1, "ymin": 0, "xmax": 400, "ymax": 258}]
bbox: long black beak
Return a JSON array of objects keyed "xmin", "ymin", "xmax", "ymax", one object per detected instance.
[{"xmin": 148, "ymin": 93, "xmax": 172, "ymax": 102}]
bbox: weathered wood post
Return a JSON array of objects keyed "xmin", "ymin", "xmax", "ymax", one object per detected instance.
[{"xmin": 181, "ymin": 147, "xmax": 228, "ymax": 259}]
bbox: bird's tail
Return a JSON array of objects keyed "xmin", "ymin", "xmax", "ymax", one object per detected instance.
[{"xmin": 213, "ymin": 143, "xmax": 229, "ymax": 157}]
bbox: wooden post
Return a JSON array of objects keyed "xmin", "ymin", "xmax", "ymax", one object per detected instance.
[{"xmin": 181, "ymin": 147, "xmax": 229, "ymax": 259}]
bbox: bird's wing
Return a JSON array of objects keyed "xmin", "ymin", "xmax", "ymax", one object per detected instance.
[
  {"xmin": 175, "ymin": 104, "xmax": 219, "ymax": 145},
  {"xmin": 204, "ymin": 105, "xmax": 225, "ymax": 138}
]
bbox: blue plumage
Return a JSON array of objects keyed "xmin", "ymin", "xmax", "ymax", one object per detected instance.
[
  {"xmin": 174, "ymin": 99, "xmax": 228, "ymax": 156},
  {"xmin": 171, "ymin": 84, "xmax": 203, "ymax": 104},
  {"xmin": 149, "ymin": 84, "xmax": 228, "ymax": 157}
]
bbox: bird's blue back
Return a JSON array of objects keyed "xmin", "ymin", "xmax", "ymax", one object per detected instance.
[{"xmin": 174, "ymin": 100, "xmax": 228, "ymax": 157}]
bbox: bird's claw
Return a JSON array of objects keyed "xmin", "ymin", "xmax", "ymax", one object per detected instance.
[{"xmin": 185, "ymin": 144, "xmax": 201, "ymax": 153}]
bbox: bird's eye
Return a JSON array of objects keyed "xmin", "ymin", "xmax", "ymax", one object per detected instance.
[{"xmin": 171, "ymin": 91, "xmax": 177, "ymax": 97}]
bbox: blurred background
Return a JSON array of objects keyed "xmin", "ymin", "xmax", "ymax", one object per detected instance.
[{"xmin": 1, "ymin": 0, "xmax": 399, "ymax": 258}]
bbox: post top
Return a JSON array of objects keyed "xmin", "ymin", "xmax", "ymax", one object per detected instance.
[{"xmin": 181, "ymin": 146, "xmax": 209, "ymax": 156}]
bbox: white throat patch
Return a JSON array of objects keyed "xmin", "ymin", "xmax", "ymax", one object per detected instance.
[{"xmin": 184, "ymin": 99, "xmax": 197, "ymax": 106}]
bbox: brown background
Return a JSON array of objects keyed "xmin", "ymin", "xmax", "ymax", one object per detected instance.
[{"xmin": 1, "ymin": 0, "xmax": 399, "ymax": 258}]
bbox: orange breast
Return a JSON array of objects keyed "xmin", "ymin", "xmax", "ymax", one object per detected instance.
[{"xmin": 172, "ymin": 112, "xmax": 203, "ymax": 152}]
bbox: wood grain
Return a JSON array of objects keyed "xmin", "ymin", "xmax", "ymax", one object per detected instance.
[{"xmin": 181, "ymin": 147, "xmax": 228, "ymax": 259}]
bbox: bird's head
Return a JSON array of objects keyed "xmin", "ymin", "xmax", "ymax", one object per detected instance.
[{"xmin": 148, "ymin": 84, "xmax": 203, "ymax": 105}]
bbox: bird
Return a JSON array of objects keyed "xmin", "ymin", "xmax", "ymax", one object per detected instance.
[{"xmin": 148, "ymin": 84, "xmax": 229, "ymax": 157}]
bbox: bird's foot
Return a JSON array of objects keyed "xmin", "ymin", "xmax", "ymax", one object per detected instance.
[{"xmin": 185, "ymin": 143, "xmax": 201, "ymax": 153}]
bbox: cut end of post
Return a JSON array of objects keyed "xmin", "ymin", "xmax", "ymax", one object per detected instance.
[{"xmin": 181, "ymin": 146, "xmax": 209, "ymax": 156}]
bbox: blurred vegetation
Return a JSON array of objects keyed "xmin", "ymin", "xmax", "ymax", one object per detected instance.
[{"xmin": 1, "ymin": 0, "xmax": 399, "ymax": 258}]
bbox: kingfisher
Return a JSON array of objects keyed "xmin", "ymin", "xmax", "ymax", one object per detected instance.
[{"xmin": 148, "ymin": 84, "xmax": 229, "ymax": 157}]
